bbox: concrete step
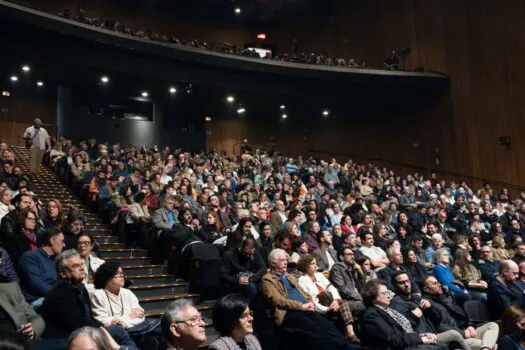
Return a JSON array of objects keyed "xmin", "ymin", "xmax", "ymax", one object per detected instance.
[
  {"xmin": 139, "ymin": 293, "xmax": 200, "ymax": 311},
  {"xmin": 129, "ymin": 282, "xmax": 189, "ymax": 298},
  {"xmin": 93, "ymin": 235, "xmax": 119, "ymax": 244},
  {"xmin": 104, "ymin": 256, "xmax": 150, "ymax": 266},
  {"xmin": 97, "ymin": 249, "xmax": 147, "ymax": 258},
  {"xmin": 144, "ymin": 303, "xmax": 214, "ymax": 318},
  {"xmin": 127, "ymin": 274, "xmax": 178, "ymax": 285},
  {"xmin": 124, "ymin": 265, "xmax": 167, "ymax": 276},
  {"xmin": 97, "ymin": 242, "xmax": 126, "ymax": 249}
]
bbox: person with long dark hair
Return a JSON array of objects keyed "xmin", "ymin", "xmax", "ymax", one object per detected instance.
[{"xmin": 209, "ymin": 294, "xmax": 262, "ymax": 350}]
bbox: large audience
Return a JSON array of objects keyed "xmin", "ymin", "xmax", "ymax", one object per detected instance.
[
  {"xmin": 1, "ymin": 132, "xmax": 525, "ymax": 349},
  {"xmin": 51, "ymin": 8, "xmax": 368, "ymax": 69}
]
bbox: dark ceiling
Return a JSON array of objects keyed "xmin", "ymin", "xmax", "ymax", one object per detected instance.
[{"xmin": 90, "ymin": 0, "xmax": 341, "ymax": 23}]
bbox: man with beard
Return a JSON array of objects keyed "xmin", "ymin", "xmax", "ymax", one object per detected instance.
[
  {"xmin": 390, "ymin": 271, "xmax": 468, "ymax": 349},
  {"xmin": 63, "ymin": 209, "xmax": 86, "ymax": 249},
  {"xmin": 422, "ymin": 275, "xmax": 499, "ymax": 350}
]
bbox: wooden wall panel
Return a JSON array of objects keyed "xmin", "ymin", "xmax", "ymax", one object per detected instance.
[{"xmin": 0, "ymin": 92, "xmax": 57, "ymax": 146}]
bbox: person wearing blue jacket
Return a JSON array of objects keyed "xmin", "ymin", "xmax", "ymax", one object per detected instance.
[
  {"xmin": 18, "ymin": 228, "xmax": 65, "ymax": 308},
  {"xmin": 432, "ymin": 248, "xmax": 471, "ymax": 305}
]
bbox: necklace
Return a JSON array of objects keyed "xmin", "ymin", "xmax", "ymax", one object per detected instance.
[{"xmin": 105, "ymin": 290, "xmax": 124, "ymax": 317}]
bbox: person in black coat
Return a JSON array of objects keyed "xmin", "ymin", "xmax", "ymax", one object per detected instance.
[
  {"xmin": 220, "ymin": 238, "xmax": 266, "ymax": 301},
  {"xmin": 3, "ymin": 208, "xmax": 41, "ymax": 265},
  {"xmin": 0, "ymin": 193, "xmax": 32, "ymax": 244},
  {"xmin": 168, "ymin": 209, "xmax": 209, "ymax": 278},
  {"xmin": 360, "ymin": 279, "xmax": 447, "ymax": 350},
  {"xmin": 39, "ymin": 249, "xmax": 138, "ymax": 349}
]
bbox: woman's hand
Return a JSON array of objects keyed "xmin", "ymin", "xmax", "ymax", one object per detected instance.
[
  {"xmin": 329, "ymin": 300, "xmax": 340, "ymax": 312},
  {"xmin": 130, "ymin": 308, "xmax": 145, "ymax": 319}
]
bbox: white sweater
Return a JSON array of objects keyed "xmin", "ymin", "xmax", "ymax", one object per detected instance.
[
  {"xmin": 298, "ymin": 272, "xmax": 341, "ymax": 313},
  {"xmin": 91, "ymin": 288, "xmax": 145, "ymax": 328}
]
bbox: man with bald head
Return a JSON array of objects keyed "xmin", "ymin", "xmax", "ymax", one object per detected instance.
[{"xmin": 487, "ymin": 259, "xmax": 525, "ymax": 319}]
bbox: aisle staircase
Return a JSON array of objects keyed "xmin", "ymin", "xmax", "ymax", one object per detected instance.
[{"xmin": 10, "ymin": 147, "xmax": 217, "ymax": 347}]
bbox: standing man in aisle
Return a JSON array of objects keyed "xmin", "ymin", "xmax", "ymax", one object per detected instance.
[{"xmin": 23, "ymin": 118, "xmax": 50, "ymax": 176}]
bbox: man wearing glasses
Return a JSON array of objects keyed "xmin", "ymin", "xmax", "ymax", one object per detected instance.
[
  {"xmin": 475, "ymin": 246, "xmax": 499, "ymax": 282},
  {"xmin": 39, "ymin": 249, "xmax": 138, "ymax": 349},
  {"xmin": 161, "ymin": 299, "xmax": 207, "ymax": 350}
]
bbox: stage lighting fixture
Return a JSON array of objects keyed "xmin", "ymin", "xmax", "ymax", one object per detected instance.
[
  {"xmin": 22, "ymin": 65, "xmax": 30, "ymax": 72},
  {"xmin": 36, "ymin": 81, "xmax": 44, "ymax": 87},
  {"xmin": 10, "ymin": 76, "xmax": 18, "ymax": 82}
]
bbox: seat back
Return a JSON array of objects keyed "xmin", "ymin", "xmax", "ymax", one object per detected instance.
[{"xmin": 463, "ymin": 300, "xmax": 491, "ymax": 324}]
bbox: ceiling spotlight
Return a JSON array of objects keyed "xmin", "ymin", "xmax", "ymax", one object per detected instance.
[
  {"xmin": 205, "ymin": 116, "xmax": 212, "ymax": 122},
  {"xmin": 237, "ymin": 108, "xmax": 246, "ymax": 114},
  {"xmin": 280, "ymin": 105, "xmax": 286, "ymax": 109},
  {"xmin": 22, "ymin": 65, "xmax": 30, "ymax": 72},
  {"xmin": 141, "ymin": 91, "xmax": 149, "ymax": 98},
  {"xmin": 169, "ymin": 87, "xmax": 177, "ymax": 94},
  {"xmin": 2, "ymin": 91, "xmax": 10, "ymax": 97},
  {"xmin": 322, "ymin": 110, "xmax": 330, "ymax": 116},
  {"xmin": 36, "ymin": 81, "xmax": 44, "ymax": 87},
  {"xmin": 281, "ymin": 114, "xmax": 287, "ymax": 119},
  {"xmin": 100, "ymin": 76, "xmax": 109, "ymax": 84},
  {"xmin": 227, "ymin": 96, "xmax": 235, "ymax": 103},
  {"xmin": 10, "ymin": 76, "xmax": 18, "ymax": 82},
  {"xmin": 234, "ymin": 7, "xmax": 241, "ymax": 14}
]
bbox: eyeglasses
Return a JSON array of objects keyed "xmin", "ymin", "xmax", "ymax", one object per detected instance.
[
  {"xmin": 25, "ymin": 217, "xmax": 36, "ymax": 222},
  {"xmin": 378, "ymin": 290, "xmax": 390, "ymax": 296},
  {"xmin": 175, "ymin": 314, "xmax": 206, "ymax": 327},
  {"xmin": 77, "ymin": 241, "xmax": 92, "ymax": 246}
]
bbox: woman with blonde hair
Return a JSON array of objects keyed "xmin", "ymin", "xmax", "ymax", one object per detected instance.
[{"xmin": 492, "ymin": 235, "xmax": 512, "ymax": 261}]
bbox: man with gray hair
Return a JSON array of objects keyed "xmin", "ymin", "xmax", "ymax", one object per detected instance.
[
  {"xmin": 23, "ymin": 118, "xmax": 50, "ymax": 175},
  {"xmin": 161, "ymin": 299, "xmax": 206, "ymax": 350},
  {"xmin": 260, "ymin": 248, "xmax": 353, "ymax": 349},
  {"xmin": 40, "ymin": 249, "xmax": 138, "ymax": 349}
]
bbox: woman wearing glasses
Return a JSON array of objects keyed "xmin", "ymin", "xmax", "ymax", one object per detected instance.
[
  {"xmin": 76, "ymin": 233, "xmax": 105, "ymax": 292},
  {"xmin": 91, "ymin": 262, "xmax": 160, "ymax": 343},
  {"xmin": 209, "ymin": 293, "xmax": 262, "ymax": 350}
]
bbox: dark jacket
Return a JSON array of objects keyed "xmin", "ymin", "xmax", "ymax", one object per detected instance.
[
  {"xmin": 487, "ymin": 278, "xmax": 525, "ymax": 319},
  {"xmin": 221, "ymin": 249, "xmax": 266, "ymax": 286},
  {"xmin": 390, "ymin": 293, "xmax": 439, "ymax": 334},
  {"xmin": 360, "ymin": 306, "xmax": 446, "ymax": 350},
  {"xmin": 3, "ymin": 226, "xmax": 40, "ymax": 265},
  {"xmin": 475, "ymin": 258, "xmax": 499, "ymax": 282},
  {"xmin": 0, "ymin": 210, "xmax": 18, "ymax": 243},
  {"xmin": 18, "ymin": 248, "xmax": 57, "ymax": 301},
  {"xmin": 403, "ymin": 261, "xmax": 429, "ymax": 287},
  {"xmin": 423, "ymin": 292, "xmax": 468, "ymax": 334},
  {"xmin": 328, "ymin": 262, "xmax": 362, "ymax": 301},
  {"xmin": 40, "ymin": 279, "xmax": 101, "ymax": 338},
  {"xmin": 0, "ymin": 247, "xmax": 18, "ymax": 283},
  {"xmin": 172, "ymin": 224, "xmax": 208, "ymax": 254}
]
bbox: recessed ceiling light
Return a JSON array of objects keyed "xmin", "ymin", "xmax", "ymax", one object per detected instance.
[
  {"xmin": 280, "ymin": 105, "xmax": 286, "ymax": 109},
  {"xmin": 237, "ymin": 108, "xmax": 246, "ymax": 114},
  {"xmin": 281, "ymin": 114, "xmax": 287, "ymax": 119},
  {"xmin": 100, "ymin": 76, "xmax": 109, "ymax": 84},
  {"xmin": 141, "ymin": 91, "xmax": 149, "ymax": 98},
  {"xmin": 10, "ymin": 76, "xmax": 18, "ymax": 82},
  {"xmin": 205, "ymin": 116, "xmax": 212, "ymax": 122},
  {"xmin": 169, "ymin": 87, "xmax": 177, "ymax": 94},
  {"xmin": 36, "ymin": 81, "xmax": 44, "ymax": 87},
  {"xmin": 2, "ymin": 91, "xmax": 10, "ymax": 97},
  {"xmin": 227, "ymin": 96, "xmax": 235, "ymax": 103},
  {"xmin": 322, "ymin": 110, "xmax": 330, "ymax": 116},
  {"xmin": 234, "ymin": 7, "xmax": 241, "ymax": 14},
  {"xmin": 22, "ymin": 65, "xmax": 30, "ymax": 72}
]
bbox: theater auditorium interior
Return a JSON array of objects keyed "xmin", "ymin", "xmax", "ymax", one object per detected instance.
[{"xmin": 1, "ymin": 0, "xmax": 525, "ymax": 349}]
